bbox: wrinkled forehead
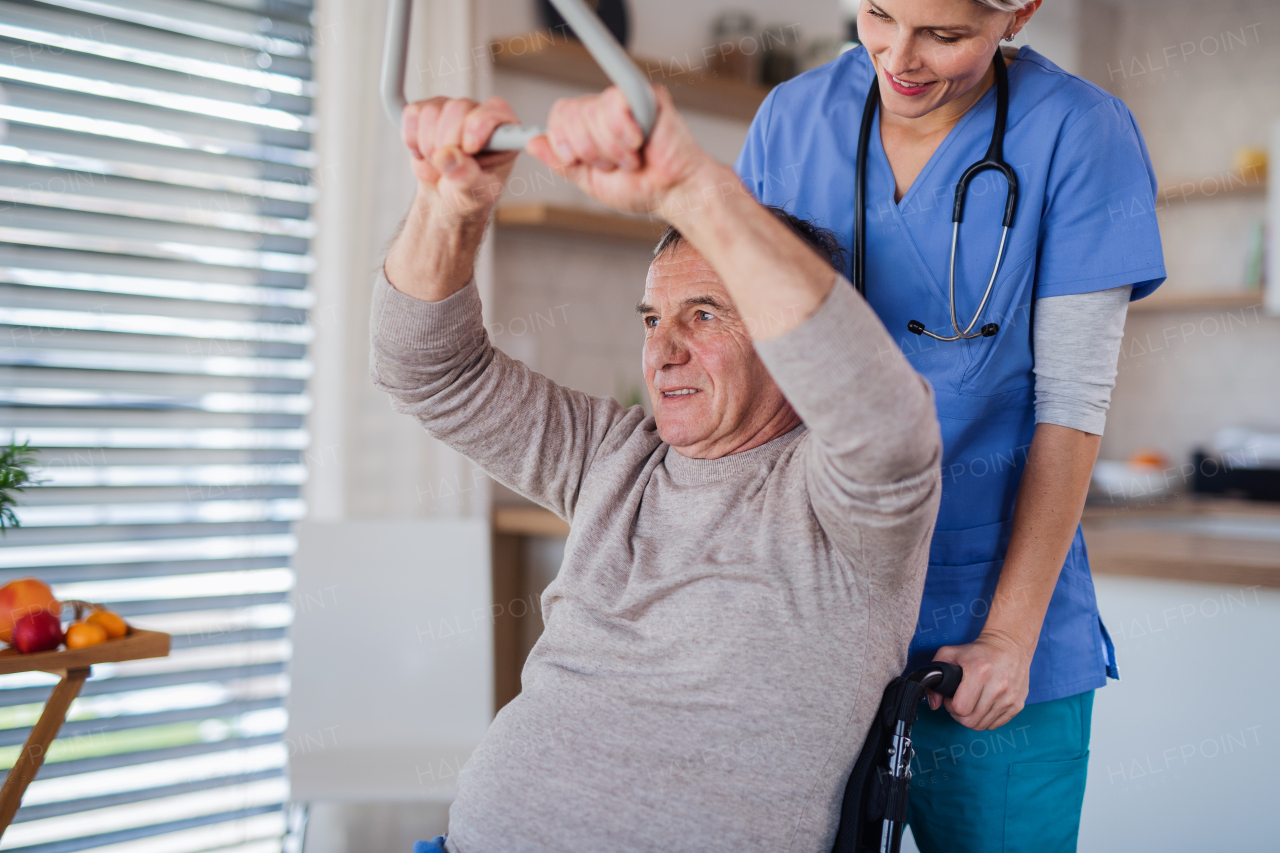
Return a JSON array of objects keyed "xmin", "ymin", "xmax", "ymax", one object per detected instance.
[{"xmin": 643, "ymin": 244, "xmax": 732, "ymax": 310}]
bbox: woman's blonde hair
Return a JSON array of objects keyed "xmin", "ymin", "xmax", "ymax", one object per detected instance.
[{"xmin": 971, "ymin": 0, "xmax": 1035, "ymax": 11}]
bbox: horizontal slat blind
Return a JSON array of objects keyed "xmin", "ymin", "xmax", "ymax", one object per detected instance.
[{"xmin": 0, "ymin": 0, "xmax": 314, "ymax": 850}]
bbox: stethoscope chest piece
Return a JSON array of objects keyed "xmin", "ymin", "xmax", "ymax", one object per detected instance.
[{"xmin": 855, "ymin": 49, "xmax": 1019, "ymax": 342}]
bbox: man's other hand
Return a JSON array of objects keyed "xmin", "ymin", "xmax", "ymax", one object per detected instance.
[
  {"xmin": 527, "ymin": 85, "xmax": 718, "ymax": 218},
  {"xmin": 402, "ymin": 96, "xmax": 520, "ymax": 222},
  {"xmin": 386, "ymin": 97, "xmax": 520, "ymax": 301}
]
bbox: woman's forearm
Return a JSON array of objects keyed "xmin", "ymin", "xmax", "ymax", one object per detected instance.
[{"xmin": 982, "ymin": 422, "xmax": 1101, "ymax": 651}]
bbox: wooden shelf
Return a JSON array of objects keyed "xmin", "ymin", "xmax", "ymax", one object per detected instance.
[
  {"xmin": 490, "ymin": 32, "xmax": 771, "ymax": 122},
  {"xmin": 1156, "ymin": 169, "xmax": 1265, "ymax": 204},
  {"xmin": 1129, "ymin": 290, "xmax": 1264, "ymax": 313},
  {"xmin": 493, "ymin": 505, "xmax": 570, "ymax": 537},
  {"xmin": 491, "ymin": 505, "xmax": 567, "ymax": 711},
  {"xmin": 495, "ymin": 203, "xmax": 667, "ymax": 243}
]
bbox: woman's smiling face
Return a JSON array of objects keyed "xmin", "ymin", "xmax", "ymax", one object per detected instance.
[{"xmin": 857, "ymin": 0, "xmax": 1023, "ymax": 120}]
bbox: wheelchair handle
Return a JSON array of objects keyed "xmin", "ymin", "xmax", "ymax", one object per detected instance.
[
  {"xmin": 380, "ymin": 0, "xmax": 657, "ymax": 152},
  {"xmin": 911, "ymin": 663, "xmax": 963, "ymax": 699}
]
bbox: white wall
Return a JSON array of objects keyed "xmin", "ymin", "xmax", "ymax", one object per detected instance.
[
  {"xmin": 1078, "ymin": 0, "xmax": 1280, "ymax": 464},
  {"xmin": 1016, "ymin": 0, "xmax": 1080, "ymax": 74},
  {"xmin": 307, "ymin": 0, "xmax": 491, "ymax": 523}
]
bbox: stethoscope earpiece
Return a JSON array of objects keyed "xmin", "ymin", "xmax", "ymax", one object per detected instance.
[{"xmin": 980, "ymin": 323, "xmax": 999, "ymax": 337}]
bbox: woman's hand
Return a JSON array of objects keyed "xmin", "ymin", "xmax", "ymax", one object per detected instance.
[
  {"xmin": 402, "ymin": 95, "xmax": 521, "ymax": 222},
  {"xmin": 928, "ymin": 629, "xmax": 1034, "ymax": 731},
  {"xmin": 527, "ymin": 84, "xmax": 718, "ymax": 217},
  {"xmin": 927, "ymin": 424, "xmax": 1102, "ymax": 731}
]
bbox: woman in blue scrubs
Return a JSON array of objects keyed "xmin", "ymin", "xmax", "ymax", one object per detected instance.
[{"xmin": 736, "ymin": 1, "xmax": 1164, "ymax": 849}]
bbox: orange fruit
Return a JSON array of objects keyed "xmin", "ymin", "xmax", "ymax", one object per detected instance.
[
  {"xmin": 65, "ymin": 621, "xmax": 108, "ymax": 650},
  {"xmin": 0, "ymin": 579, "xmax": 59, "ymax": 644},
  {"xmin": 1128, "ymin": 448, "xmax": 1170, "ymax": 471},
  {"xmin": 87, "ymin": 610, "xmax": 128, "ymax": 639}
]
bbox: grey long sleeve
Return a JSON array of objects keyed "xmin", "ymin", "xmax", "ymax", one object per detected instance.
[
  {"xmin": 1032, "ymin": 285, "xmax": 1131, "ymax": 435},
  {"xmin": 369, "ymin": 272, "xmax": 942, "ymax": 559},
  {"xmin": 368, "ymin": 274, "xmax": 640, "ymax": 521},
  {"xmin": 754, "ymin": 275, "xmax": 942, "ymax": 560}
]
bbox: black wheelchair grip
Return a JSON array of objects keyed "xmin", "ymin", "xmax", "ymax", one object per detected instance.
[{"xmin": 931, "ymin": 663, "xmax": 963, "ymax": 698}]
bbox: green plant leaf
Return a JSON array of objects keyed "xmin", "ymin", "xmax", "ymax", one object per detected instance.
[{"xmin": 0, "ymin": 441, "xmax": 40, "ymax": 533}]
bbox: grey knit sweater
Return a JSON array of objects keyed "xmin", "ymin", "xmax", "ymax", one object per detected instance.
[{"xmin": 369, "ymin": 272, "xmax": 942, "ymax": 853}]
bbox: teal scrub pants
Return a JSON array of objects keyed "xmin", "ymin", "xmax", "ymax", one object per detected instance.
[{"xmin": 905, "ymin": 690, "xmax": 1094, "ymax": 853}]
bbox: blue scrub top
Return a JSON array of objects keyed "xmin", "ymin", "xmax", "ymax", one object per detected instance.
[{"xmin": 736, "ymin": 46, "xmax": 1166, "ymax": 704}]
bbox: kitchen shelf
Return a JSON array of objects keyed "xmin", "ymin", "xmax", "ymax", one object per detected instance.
[
  {"xmin": 1128, "ymin": 289, "xmax": 1264, "ymax": 313},
  {"xmin": 1156, "ymin": 169, "xmax": 1265, "ymax": 204},
  {"xmin": 490, "ymin": 32, "xmax": 771, "ymax": 122},
  {"xmin": 495, "ymin": 203, "xmax": 667, "ymax": 243},
  {"xmin": 494, "ymin": 505, "xmax": 570, "ymax": 537}
]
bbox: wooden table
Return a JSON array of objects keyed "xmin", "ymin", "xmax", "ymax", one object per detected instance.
[
  {"xmin": 0, "ymin": 629, "xmax": 170, "ymax": 837},
  {"xmin": 1081, "ymin": 496, "xmax": 1280, "ymax": 589}
]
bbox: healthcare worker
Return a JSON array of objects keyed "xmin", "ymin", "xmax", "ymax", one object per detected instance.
[{"xmin": 735, "ymin": 1, "xmax": 1164, "ymax": 850}]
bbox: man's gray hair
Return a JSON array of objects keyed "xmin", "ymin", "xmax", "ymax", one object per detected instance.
[{"xmin": 654, "ymin": 206, "xmax": 847, "ymax": 273}]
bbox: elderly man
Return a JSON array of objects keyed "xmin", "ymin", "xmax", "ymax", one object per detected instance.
[{"xmin": 372, "ymin": 86, "xmax": 941, "ymax": 853}]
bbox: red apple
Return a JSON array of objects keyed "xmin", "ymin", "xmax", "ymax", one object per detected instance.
[
  {"xmin": 0, "ymin": 579, "xmax": 59, "ymax": 643},
  {"xmin": 12, "ymin": 611, "xmax": 63, "ymax": 654}
]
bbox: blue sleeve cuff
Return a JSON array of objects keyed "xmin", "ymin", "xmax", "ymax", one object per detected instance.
[{"xmin": 1035, "ymin": 265, "xmax": 1166, "ymax": 301}]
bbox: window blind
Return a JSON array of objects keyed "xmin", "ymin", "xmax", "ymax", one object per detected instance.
[{"xmin": 0, "ymin": 0, "xmax": 314, "ymax": 850}]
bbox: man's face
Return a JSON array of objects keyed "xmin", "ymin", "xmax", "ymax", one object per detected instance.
[{"xmin": 639, "ymin": 243, "xmax": 795, "ymax": 459}]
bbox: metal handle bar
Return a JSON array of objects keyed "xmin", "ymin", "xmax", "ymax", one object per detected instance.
[
  {"xmin": 380, "ymin": 0, "xmax": 657, "ymax": 152},
  {"xmin": 910, "ymin": 663, "xmax": 963, "ymax": 698}
]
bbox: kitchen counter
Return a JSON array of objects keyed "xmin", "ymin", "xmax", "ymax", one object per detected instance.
[
  {"xmin": 1081, "ymin": 495, "xmax": 1280, "ymax": 589},
  {"xmin": 494, "ymin": 495, "xmax": 1280, "ymax": 589}
]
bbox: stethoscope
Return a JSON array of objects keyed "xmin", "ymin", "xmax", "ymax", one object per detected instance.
[{"xmin": 853, "ymin": 49, "xmax": 1019, "ymax": 341}]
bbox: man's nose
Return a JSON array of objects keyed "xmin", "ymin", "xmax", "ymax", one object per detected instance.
[{"xmin": 643, "ymin": 323, "xmax": 689, "ymax": 372}]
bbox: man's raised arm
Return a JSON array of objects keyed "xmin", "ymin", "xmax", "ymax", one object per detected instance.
[
  {"xmin": 528, "ymin": 86, "xmax": 941, "ymax": 555},
  {"xmin": 371, "ymin": 97, "xmax": 641, "ymax": 520}
]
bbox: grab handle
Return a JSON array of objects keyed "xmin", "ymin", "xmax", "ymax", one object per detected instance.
[
  {"xmin": 910, "ymin": 663, "xmax": 963, "ymax": 699},
  {"xmin": 380, "ymin": 0, "xmax": 657, "ymax": 152}
]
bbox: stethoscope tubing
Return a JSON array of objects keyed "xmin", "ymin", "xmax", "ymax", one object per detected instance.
[{"xmin": 854, "ymin": 48, "xmax": 1019, "ymax": 341}]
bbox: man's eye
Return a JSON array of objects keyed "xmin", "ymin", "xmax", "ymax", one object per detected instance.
[
  {"xmin": 866, "ymin": 7, "xmax": 890, "ymax": 20},
  {"xmin": 644, "ymin": 316, "xmax": 658, "ymax": 328},
  {"xmin": 931, "ymin": 32, "xmax": 960, "ymax": 43},
  {"xmin": 697, "ymin": 311, "xmax": 713, "ymax": 321}
]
